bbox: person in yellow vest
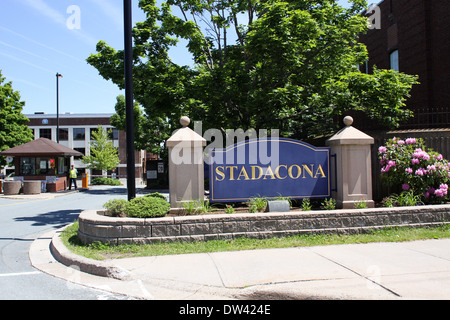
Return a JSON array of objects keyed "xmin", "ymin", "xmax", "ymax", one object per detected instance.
[{"xmin": 69, "ymin": 165, "xmax": 78, "ymax": 190}]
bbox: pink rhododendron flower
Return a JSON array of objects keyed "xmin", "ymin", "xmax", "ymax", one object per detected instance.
[
  {"xmin": 378, "ymin": 146, "xmax": 387, "ymax": 153},
  {"xmin": 405, "ymin": 138, "xmax": 416, "ymax": 144},
  {"xmin": 415, "ymin": 168, "xmax": 424, "ymax": 176}
]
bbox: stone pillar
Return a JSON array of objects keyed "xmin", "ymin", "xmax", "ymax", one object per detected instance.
[
  {"xmin": 166, "ymin": 116, "xmax": 206, "ymax": 208},
  {"xmin": 326, "ymin": 116, "xmax": 375, "ymax": 209}
]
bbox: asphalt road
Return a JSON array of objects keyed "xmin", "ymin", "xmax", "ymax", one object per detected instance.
[{"xmin": 0, "ymin": 186, "xmax": 136, "ymax": 300}]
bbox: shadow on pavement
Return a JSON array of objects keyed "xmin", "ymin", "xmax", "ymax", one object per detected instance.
[{"xmin": 14, "ymin": 209, "xmax": 82, "ymax": 228}]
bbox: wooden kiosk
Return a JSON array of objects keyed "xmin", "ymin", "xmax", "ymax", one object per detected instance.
[{"xmin": 0, "ymin": 138, "xmax": 82, "ymax": 193}]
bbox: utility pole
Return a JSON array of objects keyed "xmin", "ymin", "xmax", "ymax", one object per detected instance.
[
  {"xmin": 124, "ymin": 0, "xmax": 136, "ymax": 200},
  {"xmin": 56, "ymin": 73, "xmax": 63, "ymax": 143}
]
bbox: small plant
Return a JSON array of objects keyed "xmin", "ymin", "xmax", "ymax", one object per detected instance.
[
  {"xmin": 182, "ymin": 199, "xmax": 213, "ymax": 215},
  {"xmin": 247, "ymin": 196, "xmax": 268, "ymax": 213},
  {"xmin": 225, "ymin": 204, "xmax": 235, "ymax": 214},
  {"xmin": 102, "ymin": 199, "xmax": 128, "ymax": 217},
  {"xmin": 197, "ymin": 199, "xmax": 213, "ymax": 214},
  {"xmin": 321, "ymin": 198, "xmax": 336, "ymax": 210},
  {"xmin": 301, "ymin": 198, "xmax": 312, "ymax": 211},
  {"xmin": 383, "ymin": 190, "xmax": 423, "ymax": 207},
  {"xmin": 354, "ymin": 197, "xmax": 368, "ymax": 209},
  {"xmin": 381, "ymin": 197, "xmax": 395, "ymax": 207},
  {"xmin": 182, "ymin": 200, "xmax": 201, "ymax": 215}
]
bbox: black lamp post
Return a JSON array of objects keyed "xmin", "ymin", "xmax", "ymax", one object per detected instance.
[
  {"xmin": 56, "ymin": 73, "xmax": 63, "ymax": 143},
  {"xmin": 124, "ymin": 0, "xmax": 136, "ymax": 200}
]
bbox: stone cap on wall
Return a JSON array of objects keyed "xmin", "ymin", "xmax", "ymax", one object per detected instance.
[
  {"xmin": 326, "ymin": 116, "xmax": 374, "ymax": 146},
  {"xmin": 166, "ymin": 116, "xmax": 206, "ymax": 147}
]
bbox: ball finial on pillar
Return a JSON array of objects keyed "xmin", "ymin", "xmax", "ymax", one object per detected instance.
[
  {"xmin": 180, "ymin": 116, "xmax": 190, "ymax": 127},
  {"xmin": 343, "ymin": 116, "xmax": 353, "ymax": 126}
]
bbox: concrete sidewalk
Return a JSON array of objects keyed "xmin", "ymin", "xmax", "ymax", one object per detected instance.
[{"xmin": 29, "ymin": 227, "xmax": 450, "ymax": 300}]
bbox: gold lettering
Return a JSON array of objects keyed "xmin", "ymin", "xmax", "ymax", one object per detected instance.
[
  {"xmin": 226, "ymin": 166, "xmax": 238, "ymax": 180},
  {"xmin": 251, "ymin": 166, "xmax": 263, "ymax": 180},
  {"xmin": 288, "ymin": 165, "xmax": 301, "ymax": 179},
  {"xmin": 275, "ymin": 165, "xmax": 287, "ymax": 179},
  {"xmin": 215, "ymin": 166, "xmax": 225, "ymax": 181},
  {"xmin": 302, "ymin": 164, "xmax": 314, "ymax": 178},
  {"xmin": 237, "ymin": 166, "xmax": 250, "ymax": 180},
  {"xmin": 263, "ymin": 166, "xmax": 276, "ymax": 180},
  {"xmin": 315, "ymin": 164, "xmax": 326, "ymax": 178}
]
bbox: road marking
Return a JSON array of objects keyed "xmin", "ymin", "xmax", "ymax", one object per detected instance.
[
  {"xmin": 0, "ymin": 271, "xmax": 41, "ymax": 278},
  {"xmin": 0, "ymin": 198, "xmax": 53, "ymax": 207}
]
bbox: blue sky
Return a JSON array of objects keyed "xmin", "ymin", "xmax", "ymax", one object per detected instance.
[{"xmin": 0, "ymin": 0, "xmax": 352, "ymax": 116}]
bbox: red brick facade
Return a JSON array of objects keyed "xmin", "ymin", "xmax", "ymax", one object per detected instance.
[{"xmin": 359, "ymin": 0, "xmax": 450, "ymax": 128}]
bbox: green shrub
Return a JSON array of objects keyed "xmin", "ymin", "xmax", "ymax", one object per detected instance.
[
  {"xmin": 125, "ymin": 196, "xmax": 170, "ymax": 218},
  {"xmin": 91, "ymin": 177, "xmax": 122, "ymax": 186},
  {"xmin": 378, "ymin": 137, "xmax": 450, "ymax": 203},
  {"xmin": 102, "ymin": 199, "xmax": 128, "ymax": 217},
  {"xmin": 145, "ymin": 192, "xmax": 168, "ymax": 200}
]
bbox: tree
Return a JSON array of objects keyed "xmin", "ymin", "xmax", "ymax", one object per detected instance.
[
  {"xmin": 87, "ymin": 0, "xmax": 418, "ymax": 149},
  {"xmin": 110, "ymin": 95, "xmax": 169, "ymax": 156},
  {"xmin": 0, "ymin": 70, "xmax": 34, "ymax": 168},
  {"xmin": 81, "ymin": 126, "xmax": 120, "ymax": 174}
]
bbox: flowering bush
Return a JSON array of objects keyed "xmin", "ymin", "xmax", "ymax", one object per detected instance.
[{"xmin": 378, "ymin": 137, "xmax": 450, "ymax": 203}]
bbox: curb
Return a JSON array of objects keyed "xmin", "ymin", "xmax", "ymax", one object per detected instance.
[{"xmin": 50, "ymin": 225, "xmax": 131, "ymax": 280}]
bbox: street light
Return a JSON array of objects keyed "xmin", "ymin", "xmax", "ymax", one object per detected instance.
[
  {"xmin": 124, "ymin": 0, "xmax": 136, "ymax": 200},
  {"xmin": 56, "ymin": 73, "xmax": 63, "ymax": 143}
]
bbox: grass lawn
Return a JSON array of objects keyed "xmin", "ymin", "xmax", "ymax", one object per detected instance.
[{"xmin": 60, "ymin": 220, "xmax": 450, "ymax": 261}]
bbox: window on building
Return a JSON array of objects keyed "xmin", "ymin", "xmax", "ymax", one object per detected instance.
[
  {"xmin": 20, "ymin": 157, "xmax": 36, "ymax": 175},
  {"xmin": 39, "ymin": 128, "xmax": 52, "ymax": 139},
  {"xmin": 73, "ymin": 148, "xmax": 85, "ymax": 160},
  {"xmin": 108, "ymin": 128, "xmax": 119, "ymax": 140},
  {"xmin": 36, "ymin": 157, "xmax": 55, "ymax": 175},
  {"xmin": 390, "ymin": 50, "xmax": 399, "ymax": 71},
  {"xmin": 73, "ymin": 128, "xmax": 85, "ymax": 140},
  {"xmin": 58, "ymin": 128, "xmax": 69, "ymax": 141}
]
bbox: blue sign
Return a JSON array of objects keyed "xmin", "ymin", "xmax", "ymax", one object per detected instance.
[{"xmin": 209, "ymin": 138, "xmax": 331, "ymax": 202}]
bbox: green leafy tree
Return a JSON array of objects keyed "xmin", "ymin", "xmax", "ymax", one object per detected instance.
[
  {"xmin": 87, "ymin": 0, "xmax": 418, "ymax": 148},
  {"xmin": 81, "ymin": 126, "xmax": 120, "ymax": 174},
  {"xmin": 110, "ymin": 95, "xmax": 169, "ymax": 156},
  {"xmin": 0, "ymin": 71, "xmax": 34, "ymax": 168}
]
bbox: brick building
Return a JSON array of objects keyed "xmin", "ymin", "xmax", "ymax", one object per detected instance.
[
  {"xmin": 359, "ymin": 0, "xmax": 450, "ymax": 129},
  {"xmin": 25, "ymin": 113, "xmax": 150, "ymax": 185}
]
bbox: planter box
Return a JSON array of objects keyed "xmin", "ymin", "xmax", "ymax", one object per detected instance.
[
  {"xmin": 3, "ymin": 181, "xmax": 22, "ymax": 195},
  {"xmin": 23, "ymin": 181, "xmax": 41, "ymax": 195},
  {"xmin": 77, "ymin": 204, "xmax": 450, "ymax": 245}
]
